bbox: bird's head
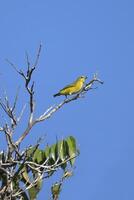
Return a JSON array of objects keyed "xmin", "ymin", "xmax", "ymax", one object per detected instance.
[{"xmin": 79, "ymin": 75, "xmax": 88, "ymax": 83}]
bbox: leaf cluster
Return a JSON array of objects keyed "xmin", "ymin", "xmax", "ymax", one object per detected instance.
[{"xmin": 0, "ymin": 136, "xmax": 78, "ymax": 200}]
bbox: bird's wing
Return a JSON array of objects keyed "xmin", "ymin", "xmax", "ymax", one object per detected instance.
[{"xmin": 60, "ymin": 83, "xmax": 75, "ymax": 91}]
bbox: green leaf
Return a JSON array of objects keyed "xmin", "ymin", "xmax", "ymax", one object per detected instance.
[
  {"xmin": 66, "ymin": 136, "xmax": 77, "ymax": 166},
  {"xmin": 33, "ymin": 149, "xmax": 44, "ymax": 164},
  {"xmin": 56, "ymin": 140, "xmax": 67, "ymax": 161},
  {"xmin": 43, "ymin": 145, "xmax": 51, "ymax": 165},
  {"xmin": 55, "ymin": 140, "xmax": 68, "ymax": 170},
  {"xmin": 50, "ymin": 144, "xmax": 57, "ymax": 162},
  {"xmin": 44, "ymin": 145, "xmax": 50, "ymax": 159},
  {"xmin": 27, "ymin": 146, "xmax": 37, "ymax": 158},
  {"xmin": 51, "ymin": 182, "xmax": 62, "ymax": 200},
  {"xmin": 28, "ymin": 177, "xmax": 42, "ymax": 200},
  {"xmin": 21, "ymin": 166, "xmax": 31, "ymax": 185}
]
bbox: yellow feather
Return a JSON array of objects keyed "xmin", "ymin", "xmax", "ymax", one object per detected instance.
[{"xmin": 53, "ymin": 76, "xmax": 87, "ymax": 97}]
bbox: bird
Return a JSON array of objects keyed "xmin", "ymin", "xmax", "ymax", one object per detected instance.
[{"xmin": 53, "ymin": 75, "xmax": 87, "ymax": 98}]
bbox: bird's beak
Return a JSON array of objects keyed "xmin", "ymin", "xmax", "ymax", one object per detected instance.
[{"xmin": 85, "ymin": 76, "xmax": 88, "ymax": 79}]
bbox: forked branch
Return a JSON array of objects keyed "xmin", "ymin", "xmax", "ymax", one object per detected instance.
[{"xmin": 16, "ymin": 73, "xmax": 103, "ymax": 146}]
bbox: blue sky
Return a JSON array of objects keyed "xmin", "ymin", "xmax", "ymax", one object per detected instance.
[{"xmin": 0, "ymin": 0, "xmax": 133, "ymax": 199}]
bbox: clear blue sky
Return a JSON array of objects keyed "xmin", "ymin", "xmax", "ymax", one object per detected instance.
[{"xmin": 0, "ymin": 1, "xmax": 133, "ymax": 199}]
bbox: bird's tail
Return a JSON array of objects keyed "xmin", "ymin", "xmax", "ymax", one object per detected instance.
[{"xmin": 53, "ymin": 93, "xmax": 60, "ymax": 97}]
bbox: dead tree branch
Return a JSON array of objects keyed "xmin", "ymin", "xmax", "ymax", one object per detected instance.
[
  {"xmin": 16, "ymin": 73, "xmax": 103, "ymax": 146},
  {"xmin": 0, "ymin": 45, "xmax": 103, "ymax": 200}
]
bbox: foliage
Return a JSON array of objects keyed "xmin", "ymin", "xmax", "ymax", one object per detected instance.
[{"xmin": 0, "ymin": 45, "xmax": 103, "ymax": 199}]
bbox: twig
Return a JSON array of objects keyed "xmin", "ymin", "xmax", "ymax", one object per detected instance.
[
  {"xmin": 0, "ymin": 167, "xmax": 12, "ymax": 177},
  {"xmin": 32, "ymin": 43, "xmax": 42, "ymax": 68},
  {"xmin": 0, "ymin": 92, "xmax": 17, "ymax": 129},
  {"xmin": 17, "ymin": 104, "xmax": 26, "ymax": 122},
  {"xmin": 16, "ymin": 73, "xmax": 103, "ymax": 146}
]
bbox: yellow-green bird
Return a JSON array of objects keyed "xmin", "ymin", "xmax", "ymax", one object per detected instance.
[{"xmin": 53, "ymin": 75, "xmax": 87, "ymax": 97}]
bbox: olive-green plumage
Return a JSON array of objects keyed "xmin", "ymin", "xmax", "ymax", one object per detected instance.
[{"xmin": 53, "ymin": 76, "xmax": 87, "ymax": 97}]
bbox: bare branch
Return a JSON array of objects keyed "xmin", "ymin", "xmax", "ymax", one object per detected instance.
[
  {"xmin": 17, "ymin": 104, "xmax": 26, "ymax": 122},
  {"xmin": 0, "ymin": 166, "xmax": 12, "ymax": 177},
  {"xmin": 5, "ymin": 44, "xmax": 42, "ymax": 147},
  {"xmin": 1, "ymin": 44, "xmax": 87, "ymax": 199},
  {"xmin": 15, "ymin": 122, "xmax": 34, "ymax": 146},
  {"xmin": 5, "ymin": 59, "xmax": 20, "ymax": 74},
  {"xmin": 25, "ymin": 51, "xmax": 30, "ymax": 70},
  {"xmin": 84, "ymin": 73, "xmax": 103, "ymax": 91},
  {"xmin": 12, "ymin": 87, "xmax": 20, "ymax": 112},
  {"xmin": 15, "ymin": 73, "xmax": 103, "ymax": 146},
  {"xmin": 6, "ymin": 44, "xmax": 42, "ymax": 116},
  {"xmin": 37, "ymin": 73, "xmax": 103, "ymax": 120},
  {"xmin": 12, "ymin": 154, "xmax": 77, "ymax": 198},
  {"xmin": 0, "ymin": 95, "xmax": 17, "ymax": 129},
  {"xmin": 32, "ymin": 43, "xmax": 42, "ymax": 68}
]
